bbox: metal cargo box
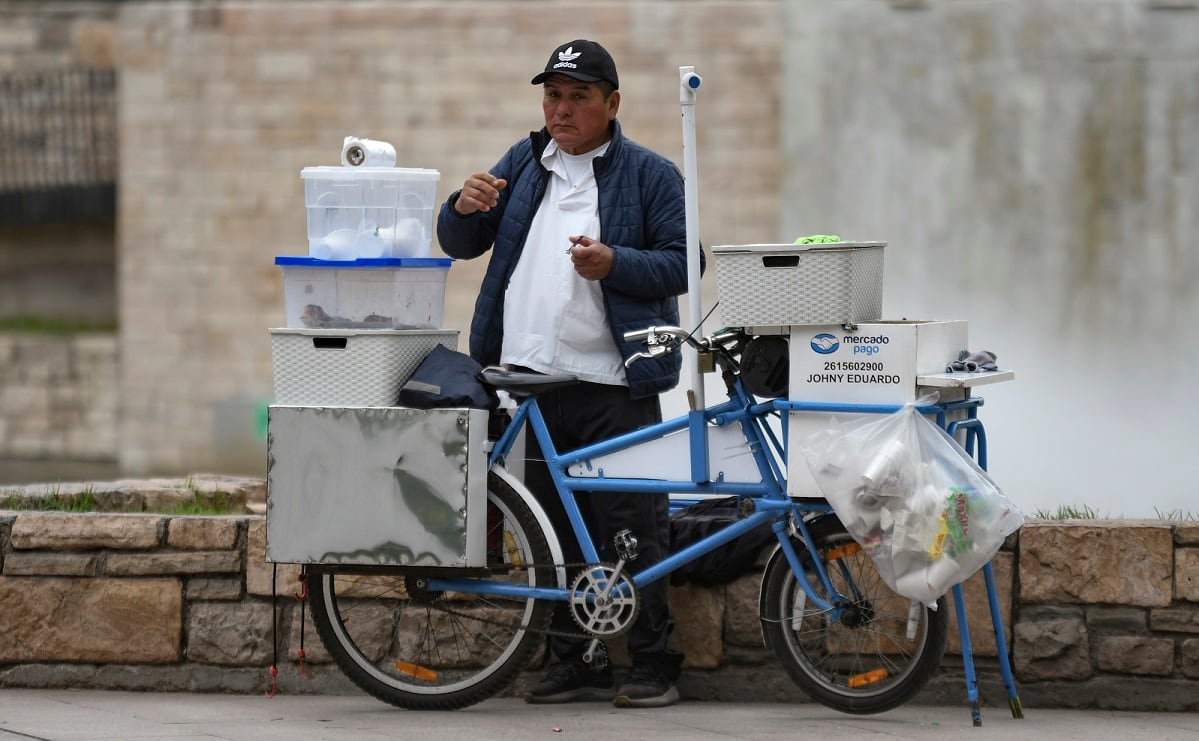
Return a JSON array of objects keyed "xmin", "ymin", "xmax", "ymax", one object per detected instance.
[{"xmin": 266, "ymin": 405, "xmax": 489, "ymax": 567}]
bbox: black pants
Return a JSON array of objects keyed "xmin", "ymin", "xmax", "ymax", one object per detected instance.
[{"xmin": 521, "ymin": 380, "xmax": 683, "ymax": 678}]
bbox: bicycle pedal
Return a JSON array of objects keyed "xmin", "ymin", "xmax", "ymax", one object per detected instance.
[
  {"xmin": 583, "ymin": 640, "xmax": 610, "ymax": 671},
  {"xmin": 613, "ymin": 530, "xmax": 639, "ymax": 561}
]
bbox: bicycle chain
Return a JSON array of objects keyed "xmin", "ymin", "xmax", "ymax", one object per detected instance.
[{"xmin": 414, "ymin": 561, "xmax": 628, "ymax": 643}]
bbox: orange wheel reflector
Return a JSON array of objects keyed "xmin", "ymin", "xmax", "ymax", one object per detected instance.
[
  {"xmin": 847, "ymin": 668, "xmax": 888, "ymax": 688},
  {"xmin": 503, "ymin": 530, "xmax": 524, "ymax": 569},
  {"xmin": 395, "ymin": 661, "xmax": 438, "ymax": 682},
  {"xmin": 825, "ymin": 542, "xmax": 862, "ymax": 561}
]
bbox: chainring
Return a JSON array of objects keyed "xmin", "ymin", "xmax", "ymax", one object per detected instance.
[{"xmin": 569, "ymin": 563, "xmax": 639, "ymax": 638}]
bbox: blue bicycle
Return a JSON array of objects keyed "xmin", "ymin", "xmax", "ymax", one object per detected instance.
[{"xmin": 307, "ymin": 325, "xmax": 950, "ymax": 713}]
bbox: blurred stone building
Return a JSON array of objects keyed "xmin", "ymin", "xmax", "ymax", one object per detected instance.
[{"xmin": 1, "ymin": 1, "xmax": 1196, "ymax": 516}]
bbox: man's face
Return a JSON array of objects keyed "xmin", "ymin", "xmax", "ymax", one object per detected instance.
[{"xmin": 542, "ymin": 76, "xmax": 620, "ymax": 155}]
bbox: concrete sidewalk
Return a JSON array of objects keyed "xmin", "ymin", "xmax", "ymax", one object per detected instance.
[{"xmin": 3, "ymin": 690, "xmax": 1199, "ymax": 740}]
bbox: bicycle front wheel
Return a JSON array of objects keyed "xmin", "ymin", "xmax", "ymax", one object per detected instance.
[
  {"xmin": 308, "ymin": 472, "xmax": 555, "ymax": 710},
  {"xmin": 760, "ymin": 518, "xmax": 948, "ymax": 715}
]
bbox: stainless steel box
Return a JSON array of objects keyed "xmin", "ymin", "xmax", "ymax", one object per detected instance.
[{"xmin": 266, "ymin": 405, "xmax": 489, "ymax": 567}]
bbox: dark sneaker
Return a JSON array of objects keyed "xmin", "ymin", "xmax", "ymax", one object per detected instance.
[
  {"xmin": 613, "ymin": 663, "xmax": 679, "ymax": 708},
  {"xmin": 524, "ymin": 660, "xmax": 615, "ymax": 704}
]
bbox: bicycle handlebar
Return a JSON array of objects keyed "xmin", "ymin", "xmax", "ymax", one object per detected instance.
[
  {"xmin": 622, "ymin": 325, "xmax": 748, "ymax": 369},
  {"xmin": 622, "ymin": 326, "xmax": 688, "ymax": 344}
]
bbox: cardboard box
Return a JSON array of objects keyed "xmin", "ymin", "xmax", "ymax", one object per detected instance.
[
  {"xmin": 785, "ymin": 320, "xmax": 969, "ymax": 497},
  {"xmin": 788, "ymin": 320, "xmax": 968, "ymax": 404}
]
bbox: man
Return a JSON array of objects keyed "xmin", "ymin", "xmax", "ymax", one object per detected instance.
[{"xmin": 436, "ymin": 39, "xmax": 695, "ymax": 709}]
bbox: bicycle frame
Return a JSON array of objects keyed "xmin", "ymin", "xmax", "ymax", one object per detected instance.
[{"xmin": 422, "ymin": 371, "xmax": 917, "ymax": 622}]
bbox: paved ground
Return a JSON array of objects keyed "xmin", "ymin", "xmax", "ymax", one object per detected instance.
[{"xmin": 3, "ymin": 690, "xmax": 1199, "ymax": 741}]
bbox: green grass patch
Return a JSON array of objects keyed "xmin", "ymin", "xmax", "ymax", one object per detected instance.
[
  {"xmin": 1031, "ymin": 504, "xmax": 1197, "ymax": 521},
  {"xmin": 2, "ymin": 487, "xmax": 240, "ymax": 515},
  {"xmin": 3, "ymin": 488, "xmax": 98, "ymax": 512},
  {"xmin": 161, "ymin": 490, "xmax": 237, "ymax": 516},
  {"xmin": 0, "ymin": 315, "xmax": 117, "ymax": 334},
  {"xmin": 1031, "ymin": 504, "xmax": 1107, "ymax": 520},
  {"xmin": 1154, "ymin": 508, "xmax": 1198, "ymax": 522}
]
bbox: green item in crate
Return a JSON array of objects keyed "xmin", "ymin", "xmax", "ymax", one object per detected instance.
[{"xmin": 793, "ymin": 234, "xmax": 842, "ymax": 244}]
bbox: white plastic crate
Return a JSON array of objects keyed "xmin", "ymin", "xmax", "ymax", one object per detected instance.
[
  {"xmin": 301, "ymin": 166, "xmax": 440, "ymax": 259},
  {"xmin": 712, "ymin": 242, "xmax": 885, "ymax": 327},
  {"xmin": 270, "ymin": 328, "xmax": 458, "ymax": 406},
  {"xmin": 275, "ymin": 256, "xmax": 451, "ymax": 330}
]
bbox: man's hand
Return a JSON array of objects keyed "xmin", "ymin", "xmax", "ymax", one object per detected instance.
[
  {"xmin": 453, "ymin": 172, "xmax": 509, "ymax": 215},
  {"xmin": 567, "ymin": 235, "xmax": 613, "ymax": 281}
]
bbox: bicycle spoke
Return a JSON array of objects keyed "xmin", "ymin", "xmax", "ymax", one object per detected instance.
[
  {"xmin": 306, "ymin": 474, "xmax": 554, "ymax": 710},
  {"xmin": 761, "ymin": 525, "xmax": 948, "ymax": 714}
]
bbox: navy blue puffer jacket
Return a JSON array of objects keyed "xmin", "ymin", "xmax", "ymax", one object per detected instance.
[{"xmin": 436, "ymin": 120, "xmax": 701, "ymax": 399}]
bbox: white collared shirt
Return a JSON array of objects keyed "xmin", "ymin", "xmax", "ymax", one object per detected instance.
[{"xmin": 500, "ymin": 139, "xmax": 627, "ymax": 385}]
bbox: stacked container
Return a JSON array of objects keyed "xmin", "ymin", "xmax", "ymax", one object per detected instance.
[
  {"xmin": 267, "ymin": 146, "xmax": 488, "ymax": 570},
  {"xmin": 302, "ymin": 165, "xmax": 441, "ymax": 260},
  {"xmin": 270, "ymin": 157, "xmax": 457, "ymax": 407}
]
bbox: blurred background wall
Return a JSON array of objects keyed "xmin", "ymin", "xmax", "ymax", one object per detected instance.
[
  {"xmin": 777, "ymin": 1, "xmax": 1199, "ymax": 518},
  {"xmin": 0, "ymin": 0, "xmax": 1196, "ymax": 516}
]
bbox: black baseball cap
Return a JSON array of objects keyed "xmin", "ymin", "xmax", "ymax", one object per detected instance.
[{"xmin": 531, "ymin": 39, "xmax": 619, "ymax": 89}]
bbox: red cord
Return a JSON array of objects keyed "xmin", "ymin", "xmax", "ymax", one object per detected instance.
[
  {"xmin": 296, "ymin": 648, "xmax": 313, "ymax": 680},
  {"xmin": 293, "ymin": 572, "xmax": 308, "ymax": 601},
  {"xmin": 296, "ymin": 566, "xmax": 312, "ymax": 680},
  {"xmin": 265, "ymin": 665, "xmax": 279, "ymax": 698}
]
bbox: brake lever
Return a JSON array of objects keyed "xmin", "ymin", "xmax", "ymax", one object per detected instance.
[
  {"xmin": 623, "ymin": 325, "xmax": 690, "ymax": 368},
  {"xmin": 623, "ymin": 344, "xmax": 670, "ymax": 368}
]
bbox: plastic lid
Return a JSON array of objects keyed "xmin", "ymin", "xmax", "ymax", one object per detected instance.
[
  {"xmin": 274, "ymin": 256, "xmax": 452, "ymax": 268},
  {"xmin": 300, "ymin": 166, "xmax": 440, "ymax": 181},
  {"xmin": 712, "ymin": 242, "xmax": 886, "ymax": 253}
]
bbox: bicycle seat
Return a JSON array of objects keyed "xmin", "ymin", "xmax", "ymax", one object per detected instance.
[{"xmin": 479, "ymin": 366, "xmax": 579, "ymax": 397}]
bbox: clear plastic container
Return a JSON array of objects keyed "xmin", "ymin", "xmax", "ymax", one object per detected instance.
[
  {"xmin": 301, "ymin": 166, "xmax": 441, "ymax": 259},
  {"xmin": 275, "ymin": 256, "xmax": 451, "ymax": 330}
]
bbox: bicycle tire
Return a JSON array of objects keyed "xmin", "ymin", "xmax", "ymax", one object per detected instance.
[
  {"xmin": 308, "ymin": 471, "xmax": 554, "ymax": 710},
  {"xmin": 760, "ymin": 516, "xmax": 948, "ymax": 715}
]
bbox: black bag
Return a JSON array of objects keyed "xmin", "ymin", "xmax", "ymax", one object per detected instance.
[
  {"xmin": 669, "ymin": 496, "xmax": 777, "ymax": 586},
  {"xmin": 740, "ymin": 335, "xmax": 789, "ymax": 398},
  {"xmin": 399, "ymin": 345, "xmax": 499, "ymax": 410}
]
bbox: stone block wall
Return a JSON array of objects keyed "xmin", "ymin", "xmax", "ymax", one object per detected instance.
[
  {"xmin": 5, "ymin": 0, "xmax": 779, "ymax": 476},
  {"xmin": 0, "ymin": 2, "xmax": 120, "ymax": 466},
  {"xmin": 0, "ymin": 332, "xmax": 118, "ymax": 461},
  {"xmin": 2, "ymin": 503, "xmax": 1197, "ymax": 710},
  {"xmin": 1010, "ymin": 521, "xmax": 1199, "ymax": 710},
  {"xmin": 4, "ymin": 0, "xmax": 1198, "ymax": 522},
  {"xmin": 109, "ymin": 0, "xmax": 781, "ymax": 476}
]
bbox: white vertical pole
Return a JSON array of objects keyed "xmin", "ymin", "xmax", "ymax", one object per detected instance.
[{"xmin": 679, "ymin": 66, "xmax": 703, "ymax": 410}]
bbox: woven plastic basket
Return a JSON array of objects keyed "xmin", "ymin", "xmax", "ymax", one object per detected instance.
[
  {"xmin": 270, "ymin": 328, "xmax": 458, "ymax": 406},
  {"xmin": 712, "ymin": 242, "xmax": 885, "ymax": 326}
]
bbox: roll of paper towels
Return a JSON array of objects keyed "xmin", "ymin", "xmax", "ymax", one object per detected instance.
[{"xmin": 341, "ymin": 136, "xmax": 396, "ymax": 168}]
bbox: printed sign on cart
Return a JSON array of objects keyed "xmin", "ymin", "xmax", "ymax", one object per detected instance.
[
  {"xmin": 785, "ymin": 320, "xmax": 967, "ymax": 497},
  {"xmin": 788, "ymin": 320, "xmax": 967, "ymax": 404}
]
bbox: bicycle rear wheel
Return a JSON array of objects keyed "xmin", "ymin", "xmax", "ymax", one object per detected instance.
[
  {"xmin": 308, "ymin": 472, "xmax": 555, "ymax": 710},
  {"xmin": 760, "ymin": 516, "xmax": 948, "ymax": 715}
]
